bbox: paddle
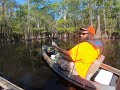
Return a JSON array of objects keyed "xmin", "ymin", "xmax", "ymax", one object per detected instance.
[
  {"xmin": 52, "ymin": 40, "xmax": 78, "ymax": 77},
  {"xmin": 68, "ymin": 44, "xmax": 80, "ymax": 77},
  {"xmin": 86, "ymin": 55, "xmax": 105, "ymax": 80}
]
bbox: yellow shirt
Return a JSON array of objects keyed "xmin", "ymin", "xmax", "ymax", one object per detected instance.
[{"xmin": 68, "ymin": 42, "xmax": 100, "ymax": 78}]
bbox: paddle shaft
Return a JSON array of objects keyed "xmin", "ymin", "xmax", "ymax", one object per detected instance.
[
  {"xmin": 52, "ymin": 41, "xmax": 79, "ymax": 76},
  {"xmin": 53, "ymin": 45, "xmax": 73, "ymax": 62},
  {"xmin": 70, "ymin": 45, "xmax": 79, "ymax": 77}
]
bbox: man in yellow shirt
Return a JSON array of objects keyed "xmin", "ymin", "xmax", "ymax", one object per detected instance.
[{"xmin": 52, "ymin": 25, "xmax": 103, "ymax": 78}]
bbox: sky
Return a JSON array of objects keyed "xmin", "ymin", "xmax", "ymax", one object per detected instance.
[
  {"xmin": 15, "ymin": 0, "xmax": 25, "ymax": 4},
  {"xmin": 15, "ymin": 0, "xmax": 61, "ymax": 4},
  {"xmin": 15, "ymin": 0, "xmax": 61, "ymax": 20}
]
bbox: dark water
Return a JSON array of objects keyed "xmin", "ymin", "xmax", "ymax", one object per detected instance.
[{"xmin": 0, "ymin": 38, "xmax": 120, "ymax": 90}]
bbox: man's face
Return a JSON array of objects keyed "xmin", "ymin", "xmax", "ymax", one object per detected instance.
[{"xmin": 80, "ymin": 31, "xmax": 89, "ymax": 40}]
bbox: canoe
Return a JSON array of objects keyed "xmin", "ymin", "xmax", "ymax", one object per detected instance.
[
  {"xmin": 42, "ymin": 46, "xmax": 120, "ymax": 90},
  {"xmin": 0, "ymin": 76, "xmax": 23, "ymax": 90}
]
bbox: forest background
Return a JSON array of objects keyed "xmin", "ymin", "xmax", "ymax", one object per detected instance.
[{"xmin": 0, "ymin": 0, "xmax": 120, "ymax": 41}]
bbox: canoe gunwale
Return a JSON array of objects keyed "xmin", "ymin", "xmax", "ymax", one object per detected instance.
[{"xmin": 100, "ymin": 63, "xmax": 120, "ymax": 75}]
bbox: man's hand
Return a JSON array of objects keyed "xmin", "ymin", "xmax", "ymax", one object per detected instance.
[{"xmin": 52, "ymin": 41, "xmax": 59, "ymax": 48}]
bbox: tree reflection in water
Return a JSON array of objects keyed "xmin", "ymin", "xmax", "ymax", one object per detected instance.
[
  {"xmin": 103, "ymin": 39, "xmax": 120, "ymax": 69},
  {"xmin": 0, "ymin": 38, "xmax": 119, "ymax": 90}
]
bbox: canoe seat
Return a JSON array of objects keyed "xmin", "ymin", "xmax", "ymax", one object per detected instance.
[
  {"xmin": 86, "ymin": 55, "xmax": 105, "ymax": 80},
  {"xmin": 94, "ymin": 69, "xmax": 113, "ymax": 85},
  {"xmin": 90, "ymin": 69, "xmax": 118, "ymax": 86}
]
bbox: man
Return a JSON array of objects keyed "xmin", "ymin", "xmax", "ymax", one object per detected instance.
[{"xmin": 52, "ymin": 25, "xmax": 103, "ymax": 78}]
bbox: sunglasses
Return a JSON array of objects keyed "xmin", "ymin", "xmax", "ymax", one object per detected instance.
[{"xmin": 81, "ymin": 33, "xmax": 89, "ymax": 35}]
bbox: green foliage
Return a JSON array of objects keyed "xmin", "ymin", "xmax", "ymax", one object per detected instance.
[
  {"xmin": 0, "ymin": 0, "xmax": 119, "ymax": 39},
  {"xmin": 57, "ymin": 27, "xmax": 77, "ymax": 33},
  {"xmin": 57, "ymin": 19, "xmax": 70, "ymax": 25},
  {"xmin": 33, "ymin": 28, "xmax": 44, "ymax": 32},
  {"xmin": 13, "ymin": 30, "xmax": 22, "ymax": 34}
]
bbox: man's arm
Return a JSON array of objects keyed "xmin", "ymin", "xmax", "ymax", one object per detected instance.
[
  {"xmin": 52, "ymin": 41, "xmax": 69, "ymax": 56},
  {"xmin": 52, "ymin": 41, "xmax": 73, "ymax": 61}
]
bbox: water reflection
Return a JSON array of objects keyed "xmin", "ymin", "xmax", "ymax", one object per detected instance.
[
  {"xmin": 0, "ymin": 38, "xmax": 119, "ymax": 90},
  {"xmin": 103, "ymin": 39, "xmax": 120, "ymax": 69}
]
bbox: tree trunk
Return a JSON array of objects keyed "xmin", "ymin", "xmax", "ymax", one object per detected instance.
[
  {"xmin": 103, "ymin": 0, "xmax": 108, "ymax": 38},
  {"xmin": 94, "ymin": 15, "xmax": 101, "ymax": 39},
  {"xmin": 88, "ymin": 0, "xmax": 93, "ymax": 25}
]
